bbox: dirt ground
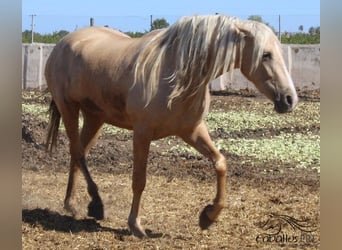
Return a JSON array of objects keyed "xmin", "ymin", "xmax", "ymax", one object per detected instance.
[{"xmin": 22, "ymin": 90, "xmax": 320, "ymax": 249}]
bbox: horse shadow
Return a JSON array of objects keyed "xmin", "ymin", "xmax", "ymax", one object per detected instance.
[{"xmin": 22, "ymin": 208, "xmax": 164, "ymax": 239}]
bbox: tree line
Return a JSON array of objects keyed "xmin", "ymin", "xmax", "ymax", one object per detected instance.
[
  {"xmin": 22, "ymin": 17, "xmax": 319, "ymax": 44},
  {"xmin": 22, "ymin": 30, "xmax": 69, "ymax": 44},
  {"xmin": 247, "ymin": 15, "xmax": 320, "ymax": 44}
]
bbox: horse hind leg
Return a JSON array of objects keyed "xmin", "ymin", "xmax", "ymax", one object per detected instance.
[
  {"xmin": 79, "ymin": 111, "xmax": 105, "ymax": 220},
  {"xmin": 57, "ymin": 102, "xmax": 82, "ymax": 217},
  {"xmin": 180, "ymin": 121, "xmax": 227, "ymax": 230},
  {"xmin": 58, "ymin": 102, "xmax": 104, "ymax": 220}
]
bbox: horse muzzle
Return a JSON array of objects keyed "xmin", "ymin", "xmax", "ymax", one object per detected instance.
[{"xmin": 274, "ymin": 92, "xmax": 298, "ymax": 113}]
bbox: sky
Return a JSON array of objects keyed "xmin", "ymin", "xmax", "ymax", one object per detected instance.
[{"xmin": 22, "ymin": 0, "xmax": 320, "ymax": 34}]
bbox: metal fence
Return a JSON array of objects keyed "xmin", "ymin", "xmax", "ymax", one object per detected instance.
[{"xmin": 22, "ymin": 14, "xmax": 320, "ymax": 36}]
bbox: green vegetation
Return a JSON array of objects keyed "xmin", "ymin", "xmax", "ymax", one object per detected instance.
[
  {"xmin": 22, "ymin": 18, "xmax": 171, "ymax": 43},
  {"xmin": 22, "ymin": 94, "xmax": 320, "ymax": 172},
  {"xmin": 169, "ymin": 133, "xmax": 319, "ymax": 171},
  {"xmin": 150, "ymin": 18, "xmax": 169, "ymax": 30},
  {"xmin": 206, "ymin": 102, "xmax": 319, "ymax": 133},
  {"xmin": 22, "ymin": 16, "xmax": 319, "ymax": 44},
  {"xmin": 124, "ymin": 31, "xmax": 146, "ymax": 38},
  {"xmin": 22, "ymin": 102, "xmax": 128, "ymax": 136},
  {"xmin": 22, "ymin": 30, "xmax": 69, "ymax": 44},
  {"xmin": 248, "ymin": 15, "xmax": 320, "ymax": 44},
  {"xmin": 165, "ymin": 101, "xmax": 320, "ymax": 171},
  {"xmin": 281, "ymin": 30, "xmax": 320, "ymax": 44}
]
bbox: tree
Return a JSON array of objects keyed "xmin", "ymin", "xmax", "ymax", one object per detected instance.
[
  {"xmin": 125, "ymin": 31, "xmax": 146, "ymax": 38},
  {"xmin": 298, "ymin": 25, "xmax": 304, "ymax": 33},
  {"xmin": 22, "ymin": 30, "xmax": 32, "ymax": 43},
  {"xmin": 151, "ymin": 18, "xmax": 169, "ymax": 31},
  {"xmin": 308, "ymin": 26, "xmax": 316, "ymax": 35},
  {"xmin": 281, "ymin": 26, "xmax": 320, "ymax": 44},
  {"xmin": 56, "ymin": 30, "xmax": 69, "ymax": 37},
  {"xmin": 248, "ymin": 15, "xmax": 263, "ymax": 23},
  {"xmin": 22, "ymin": 30, "xmax": 69, "ymax": 44}
]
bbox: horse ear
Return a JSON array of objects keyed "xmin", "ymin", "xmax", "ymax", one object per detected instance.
[
  {"xmin": 239, "ymin": 28, "xmax": 252, "ymax": 38},
  {"xmin": 236, "ymin": 22, "xmax": 253, "ymax": 38}
]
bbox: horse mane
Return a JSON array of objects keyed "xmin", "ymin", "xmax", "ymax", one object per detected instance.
[{"xmin": 133, "ymin": 15, "xmax": 274, "ymax": 109}]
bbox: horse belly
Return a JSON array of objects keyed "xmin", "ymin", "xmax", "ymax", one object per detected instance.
[
  {"xmin": 104, "ymin": 113, "xmax": 133, "ymax": 130},
  {"xmin": 79, "ymin": 97, "xmax": 133, "ymax": 130}
]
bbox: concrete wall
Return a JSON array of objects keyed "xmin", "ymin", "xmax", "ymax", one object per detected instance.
[
  {"xmin": 22, "ymin": 43, "xmax": 320, "ymax": 91},
  {"xmin": 210, "ymin": 44, "xmax": 320, "ymax": 92},
  {"xmin": 22, "ymin": 43, "xmax": 55, "ymax": 90}
]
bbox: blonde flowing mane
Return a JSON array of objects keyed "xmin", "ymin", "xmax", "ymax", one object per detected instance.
[{"xmin": 134, "ymin": 15, "xmax": 274, "ymax": 109}]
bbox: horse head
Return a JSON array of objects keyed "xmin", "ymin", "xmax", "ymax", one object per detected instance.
[{"xmin": 237, "ymin": 21, "xmax": 298, "ymax": 113}]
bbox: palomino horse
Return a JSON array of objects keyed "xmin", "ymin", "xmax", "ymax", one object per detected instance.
[{"xmin": 45, "ymin": 15, "xmax": 298, "ymax": 237}]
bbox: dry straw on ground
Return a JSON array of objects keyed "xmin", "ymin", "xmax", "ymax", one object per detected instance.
[{"xmin": 22, "ymin": 90, "xmax": 320, "ymax": 249}]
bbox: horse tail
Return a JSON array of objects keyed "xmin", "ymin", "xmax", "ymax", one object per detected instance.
[{"xmin": 45, "ymin": 100, "xmax": 61, "ymax": 152}]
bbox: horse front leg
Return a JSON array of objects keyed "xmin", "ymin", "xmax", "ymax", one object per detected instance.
[
  {"xmin": 180, "ymin": 121, "xmax": 227, "ymax": 229},
  {"xmin": 128, "ymin": 127, "xmax": 151, "ymax": 238}
]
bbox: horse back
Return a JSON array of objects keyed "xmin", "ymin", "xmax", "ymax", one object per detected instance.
[
  {"xmin": 44, "ymin": 27, "xmax": 141, "ymax": 128},
  {"xmin": 47, "ymin": 27, "xmax": 137, "ymax": 96}
]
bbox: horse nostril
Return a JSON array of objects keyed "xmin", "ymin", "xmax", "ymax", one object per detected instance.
[
  {"xmin": 275, "ymin": 94, "xmax": 296, "ymax": 113},
  {"xmin": 285, "ymin": 95, "xmax": 293, "ymax": 107}
]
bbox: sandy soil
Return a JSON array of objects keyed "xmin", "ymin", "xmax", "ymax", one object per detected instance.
[{"xmin": 22, "ymin": 90, "xmax": 320, "ymax": 249}]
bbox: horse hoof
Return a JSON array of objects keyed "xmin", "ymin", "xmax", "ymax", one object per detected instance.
[
  {"xmin": 87, "ymin": 200, "xmax": 104, "ymax": 220},
  {"xmin": 130, "ymin": 226, "xmax": 147, "ymax": 239},
  {"xmin": 199, "ymin": 205, "xmax": 215, "ymax": 230},
  {"xmin": 128, "ymin": 220, "xmax": 147, "ymax": 238},
  {"xmin": 64, "ymin": 202, "xmax": 78, "ymax": 217}
]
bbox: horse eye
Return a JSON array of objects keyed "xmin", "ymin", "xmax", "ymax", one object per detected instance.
[{"xmin": 262, "ymin": 52, "xmax": 272, "ymax": 61}]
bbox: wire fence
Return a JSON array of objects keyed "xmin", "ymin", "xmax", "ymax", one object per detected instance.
[{"xmin": 22, "ymin": 14, "xmax": 320, "ymax": 35}]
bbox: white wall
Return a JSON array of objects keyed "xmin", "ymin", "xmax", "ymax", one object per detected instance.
[
  {"xmin": 22, "ymin": 43, "xmax": 54, "ymax": 90},
  {"xmin": 210, "ymin": 44, "xmax": 320, "ymax": 92},
  {"xmin": 22, "ymin": 43, "xmax": 320, "ymax": 91}
]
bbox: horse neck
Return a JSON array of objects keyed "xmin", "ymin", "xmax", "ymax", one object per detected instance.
[
  {"xmin": 165, "ymin": 27, "xmax": 243, "ymax": 111},
  {"xmin": 175, "ymin": 83, "xmax": 211, "ymax": 116},
  {"xmin": 165, "ymin": 50, "xmax": 210, "ymax": 110}
]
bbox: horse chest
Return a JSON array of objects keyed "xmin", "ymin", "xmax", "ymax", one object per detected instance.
[{"xmin": 146, "ymin": 108, "xmax": 206, "ymax": 139}]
